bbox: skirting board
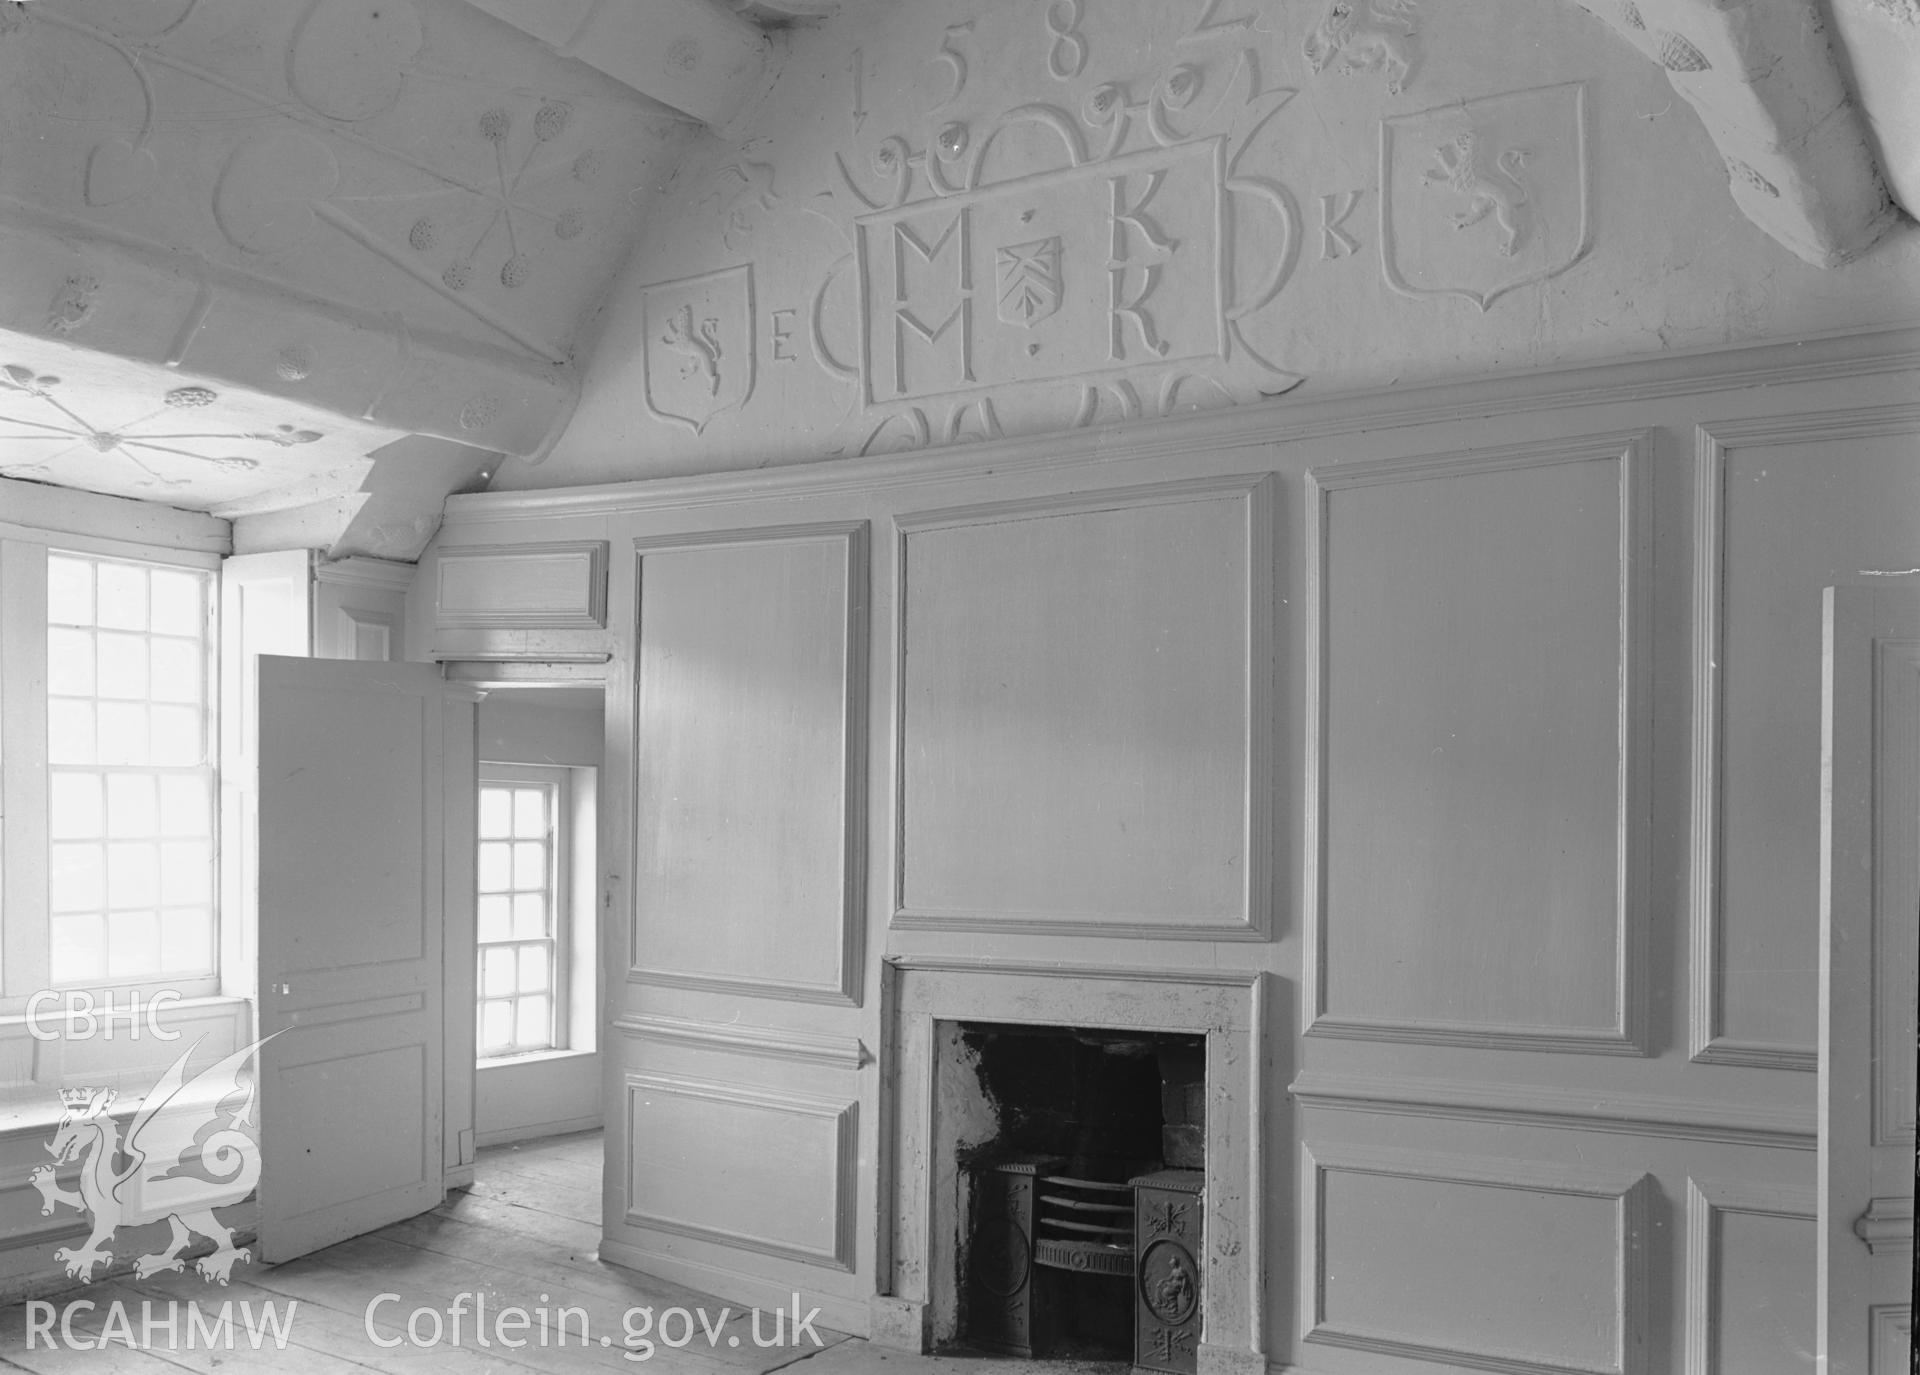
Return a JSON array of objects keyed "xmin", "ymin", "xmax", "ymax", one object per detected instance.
[
  {"xmin": 475, "ymin": 1114, "xmax": 604, "ymax": 1150},
  {"xmin": 1199, "ymin": 1342, "xmax": 1268, "ymax": 1375},
  {"xmin": 597, "ymin": 1239, "xmax": 872, "ymax": 1338}
]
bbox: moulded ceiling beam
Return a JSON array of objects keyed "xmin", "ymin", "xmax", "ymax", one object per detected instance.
[
  {"xmin": 1821, "ymin": 0, "xmax": 1920, "ymax": 219},
  {"xmin": 1567, "ymin": 0, "xmax": 1900, "ymax": 266},
  {"xmin": 459, "ymin": 0, "xmax": 771, "ymax": 128}
]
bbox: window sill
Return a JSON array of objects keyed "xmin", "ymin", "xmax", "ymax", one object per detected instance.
[
  {"xmin": 0, "ymin": 989, "xmax": 240, "ymax": 1032},
  {"xmin": 477, "ymin": 1047, "xmax": 595, "ymax": 1072}
]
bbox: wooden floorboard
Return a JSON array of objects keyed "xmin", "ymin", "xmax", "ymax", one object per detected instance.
[{"xmin": 0, "ymin": 1130, "xmax": 863, "ymax": 1375}]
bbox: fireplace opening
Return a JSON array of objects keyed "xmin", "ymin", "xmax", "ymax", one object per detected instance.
[{"xmin": 946, "ymin": 1022, "xmax": 1205, "ymax": 1369}]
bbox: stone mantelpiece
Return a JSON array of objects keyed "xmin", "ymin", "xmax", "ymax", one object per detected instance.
[{"xmin": 876, "ymin": 958, "xmax": 1269, "ymax": 1375}]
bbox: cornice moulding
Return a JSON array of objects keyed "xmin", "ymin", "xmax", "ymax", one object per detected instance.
[
  {"xmin": 448, "ymin": 325, "xmax": 1920, "ymax": 525},
  {"xmin": 314, "ymin": 556, "xmax": 417, "ymax": 591}
]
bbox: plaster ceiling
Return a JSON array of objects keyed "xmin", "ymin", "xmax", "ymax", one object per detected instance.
[
  {"xmin": 0, "ymin": 0, "xmax": 756, "ymax": 553},
  {"xmin": 0, "ymin": 331, "xmax": 390, "ymax": 515}
]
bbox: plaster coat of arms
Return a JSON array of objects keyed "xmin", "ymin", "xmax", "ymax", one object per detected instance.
[
  {"xmin": 641, "ymin": 264, "xmax": 757, "ymax": 434},
  {"xmin": 1379, "ymin": 82, "xmax": 1591, "ymax": 311}
]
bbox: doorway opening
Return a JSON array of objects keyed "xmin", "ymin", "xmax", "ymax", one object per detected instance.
[{"xmin": 469, "ymin": 682, "xmax": 605, "ymax": 1149}]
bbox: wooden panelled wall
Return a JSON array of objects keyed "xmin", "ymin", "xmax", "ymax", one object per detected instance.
[{"xmin": 417, "ymin": 333, "xmax": 1920, "ymax": 1375}]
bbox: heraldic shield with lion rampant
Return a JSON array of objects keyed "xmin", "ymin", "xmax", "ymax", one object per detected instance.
[
  {"xmin": 1379, "ymin": 82, "xmax": 1591, "ymax": 311},
  {"xmin": 32, "ymin": 1034, "xmax": 274, "ymax": 1285}
]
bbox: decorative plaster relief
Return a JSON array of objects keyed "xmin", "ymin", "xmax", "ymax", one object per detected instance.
[
  {"xmin": 1182, "ymin": 0, "xmax": 1260, "ymax": 43},
  {"xmin": 849, "ymin": 45, "xmax": 868, "ymax": 135},
  {"xmin": 1044, "ymin": 0, "xmax": 1090, "ymax": 81},
  {"xmin": 64, "ymin": 0, "xmax": 203, "ymax": 40},
  {"xmin": 396, "ymin": 103, "xmax": 587, "ymax": 296},
  {"xmin": 1302, "ymin": 0, "xmax": 1420, "ymax": 96},
  {"xmin": 458, "ymin": 393, "xmax": 503, "ymax": 432},
  {"xmin": 21, "ymin": 2, "xmax": 605, "ymax": 369},
  {"xmin": 287, "ymin": 0, "xmax": 424, "ymax": 122},
  {"xmin": 0, "ymin": 363, "xmax": 325, "ymax": 486},
  {"xmin": 930, "ymin": 22, "xmax": 975, "ymax": 108},
  {"xmin": 1420, "ymin": 133, "xmax": 1532, "ymax": 257},
  {"xmin": 1380, "ymin": 83, "xmax": 1591, "ymax": 311},
  {"xmin": 1319, "ymin": 189, "xmax": 1364, "ymax": 259},
  {"xmin": 0, "ymin": 0, "xmax": 657, "ymax": 464},
  {"xmin": 641, "ymin": 264, "xmax": 757, "ymax": 434},
  {"xmin": 769, "ymin": 308, "xmax": 799, "ymax": 362},
  {"xmin": 47, "ymin": 276, "xmax": 101, "ymax": 334},
  {"xmin": 1654, "ymin": 29, "xmax": 1710, "ymax": 72},
  {"xmin": 996, "ymin": 236, "xmax": 1065, "ymax": 327},
  {"xmin": 85, "ymin": 139, "xmax": 159, "ymax": 208},
  {"xmin": 809, "ymin": 47, "xmax": 1302, "ymax": 453},
  {"xmin": 213, "ymin": 130, "xmax": 342, "ymax": 254},
  {"xmin": 1561, "ymin": 0, "xmax": 1895, "ymax": 266},
  {"xmin": 712, "ymin": 160, "xmax": 780, "ymax": 251},
  {"xmin": 1725, "ymin": 157, "xmax": 1779, "ymax": 200},
  {"xmin": 300, "ymin": 90, "xmax": 592, "ymax": 364}
]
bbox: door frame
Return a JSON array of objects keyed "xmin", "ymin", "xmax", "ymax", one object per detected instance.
[{"xmin": 438, "ymin": 663, "xmax": 609, "ymax": 1176}]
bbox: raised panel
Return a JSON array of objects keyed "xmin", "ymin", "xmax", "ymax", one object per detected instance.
[
  {"xmin": 266, "ymin": 1042, "xmax": 430, "ymax": 1222},
  {"xmin": 1303, "ymin": 1145, "xmax": 1650, "ymax": 1375},
  {"xmin": 258, "ymin": 687, "xmax": 426, "ymax": 969},
  {"xmin": 1685, "ymin": 1179, "xmax": 1816, "ymax": 1375},
  {"xmin": 339, "ymin": 608, "xmax": 395, "ymax": 661},
  {"xmin": 894, "ymin": 476, "xmax": 1273, "ymax": 939},
  {"xmin": 314, "ymin": 556, "xmax": 409, "ymax": 661},
  {"xmin": 1869, "ymin": 641, "xmax": 1920, "ymax": 1145},
  {"xmin": 623, "ymin": 1074, "xmax": 856, "ymax": 1270},
  {"xmin": 1692, "ymin": 406, "xmax": 1920, "ymax": 1068},
  {"xmin": 1869, "ymin": 1307, "xmax": 1911, "ymax": 1375},
  {"xmin": 435, "ymin": 541, "xmax": 609, "ymax": 629},
  {"xmin": 1306, "ymin": 436, "xmax": 1649, "ymax": 1053},
  {"xmin": 629, "ymin": 524, "xmax": 866, "ymax": 1004}
]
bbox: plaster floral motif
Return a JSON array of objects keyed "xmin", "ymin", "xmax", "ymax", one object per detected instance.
[{"xmin": 0, "ymin": 365, "xmax": 317, "ymax": 487}]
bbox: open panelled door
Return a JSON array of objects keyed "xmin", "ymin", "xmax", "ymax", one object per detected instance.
[
  {"xmin": 1819, "ymin": 586, "xmax": 1919, "ymax": 1373},
  {"xmin": 252, "ymin": 655, "xmax": 477, "ymax": 1263}
]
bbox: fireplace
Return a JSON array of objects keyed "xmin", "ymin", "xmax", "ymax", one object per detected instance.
[
  {"xmin": 874, "ymin": 959, "xmax": 1267, "ymax": 1375},
  {"xmin": 951, "ymin": 1023, "xmax": 1206, "ymax": 1363}
]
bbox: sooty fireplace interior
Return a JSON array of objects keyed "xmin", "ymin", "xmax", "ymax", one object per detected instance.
[{"xmin": 953, "ymin": 1023, "xmax": 1206, "ymax": 1371}]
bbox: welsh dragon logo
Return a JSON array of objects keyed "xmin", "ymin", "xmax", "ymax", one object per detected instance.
[{"xmin": 31, "ymin": 1035, "xmax": 273, "ymax": 1285}]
